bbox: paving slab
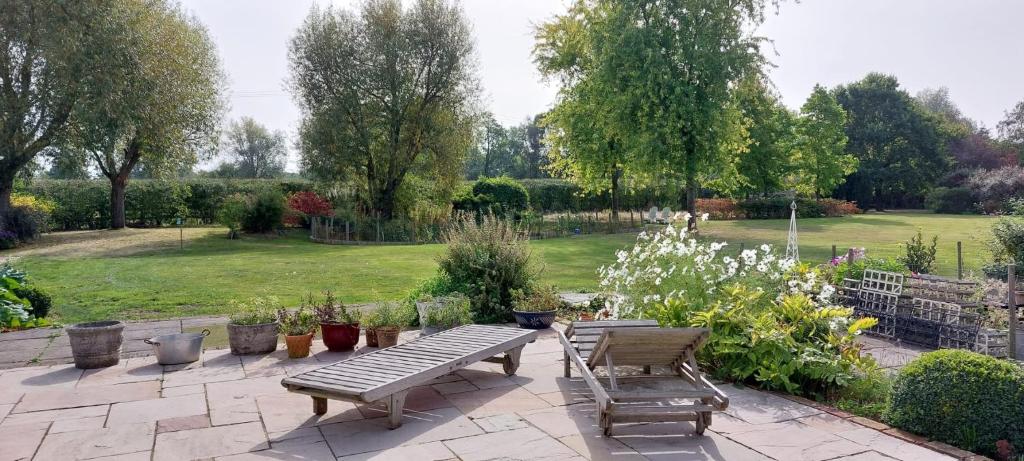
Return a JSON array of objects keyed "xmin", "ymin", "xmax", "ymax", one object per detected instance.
[
  {"xmin": 216, "ymin": 441, "xmax": 337, "ymax": 460},
  {"xmin": 14, "ymin": 380, "xmax": 159, "ymax": 413},
  {"xmin": 720, "ymin": 384, "xmax": 822, "ymax": 424},
  {"xmin": 107, "ymin": 394, "xmax": 208, "ymax": 426},
  {"xmin": 442, "ymin": 385, "xmax": 552, "ymax": 418},
  {"xmin": 712, "ymin": 418, "xmax": 867, "ymax": 461},
  {"xmin": 443, "ymin": 426, "xmax": 584, "ymax": 461},
  {"xmin": 153, "ymin": 421, "xmax": 268, "ymax": 461},
  {"xmin": 34, "ymin": 422, "xmax": 156, "ymax": 460},
  {"xmin": 0, "ymin": 404, "xmax": 109, "ymax": 427},
  {"xmin": 320, "ymin": 407, "xmax": 483, "ymax": 457},
  {"xmin": 256, "ymin": 392, "xmax": 363, "ymax": 433},
  {"xmin": 0, "ymin": 421, "xmax": 47, "ymax": 461},
  {"xmin": 837, "ymin": 427, "xmax": 956, "ymax": 461},
  {"xmin": 156, "ymin": 414, "xmax": 211, "ymax": 433},
  {"xmin": 0, "ymin": 364, "xmax": 82, "ymax": 403},
  {"xmin": 337, "ymin": 441, "xmax": 456, "ymax": 461},
  {"xmin": 50, "ymin": 414, "xmax": 106, "ymax": 433}
]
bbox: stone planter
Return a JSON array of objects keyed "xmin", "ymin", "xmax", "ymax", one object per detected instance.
[
  {"xmin": 284, "ymin": 333, "xmax": 314, "ymax": 358},
  {"xmin": 66, "ymin": 321, "xmax": 125, "ymax": 369},
  {"xmin": 512, "ymin": 310, "xmax": 556, "ymax": 329},
  {"xmin": 226, "ymin": 322, "xmax": 279, "ymax": 355},
  {"xmin": 365, "ymin": 327, "xmax": 379, "ymax": 347},
  {"xmin": 376, "ymin": 326, "xmax": 400, "ymax": 348},
  {"xmin": 320, "ymin": 322, "xmax": 360, "ymax": 351}
]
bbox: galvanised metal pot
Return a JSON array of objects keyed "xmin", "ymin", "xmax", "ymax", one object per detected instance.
[{"xmin": 144, "ymin": 329, "xmax": 210, "ymax": 365}]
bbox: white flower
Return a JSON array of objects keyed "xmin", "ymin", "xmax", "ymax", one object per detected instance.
[{"xmin": 700, "ymin": 213, "xmax": 709, "ymax": 221}]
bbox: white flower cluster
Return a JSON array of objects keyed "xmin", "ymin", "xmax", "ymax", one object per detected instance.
[{"xmin": 597, "ymin": 223, "xmax": 829, "ymax": 319}]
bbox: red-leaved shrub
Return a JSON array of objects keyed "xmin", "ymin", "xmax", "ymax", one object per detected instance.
[
  {"xmin": 285, "ymin": 191, "xmax": 333, "ymax": 227},
  {"xmin": 819, "ymin": 199, "xmax": 862, "ymax": 217},
  {"xmin": 696, "ymin": 198, "xmax": 742, "ymax": 220}
]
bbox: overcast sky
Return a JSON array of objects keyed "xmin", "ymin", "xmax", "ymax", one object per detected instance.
[{"xmin": 180, "ymin": 0, "xmax": 1024, "ymax": 170}]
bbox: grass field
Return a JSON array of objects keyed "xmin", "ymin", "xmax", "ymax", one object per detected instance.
[{"xmin": 5, "ymin": 211, "xmax": 997, "ymax": 323}]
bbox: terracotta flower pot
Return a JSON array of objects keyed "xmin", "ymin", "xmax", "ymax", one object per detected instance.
[
  {"xmin": 578, "ymin": 312, "xmax": 595, "ymax": 321},
  {"xmin": 285, "ymin": 333, "xmax": 314, "ymax": 358},
  {"xmin": 375, "ymin": 326, "xmax": 400, "ymax": 348},
  {"xmin": 320, "ymin": 322, "xmax": 360, "ymax": 351},
  {"xmin": 365, "ymin": 327, "xmax": 379, "ymax": 347}
]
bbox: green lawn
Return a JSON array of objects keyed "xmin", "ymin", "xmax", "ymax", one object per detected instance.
[{"xmin": 9, "ymin": 211, "xmax": 998, "ymax": 323}]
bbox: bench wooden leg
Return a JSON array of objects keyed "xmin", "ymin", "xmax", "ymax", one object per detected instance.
[
  {"xmin": 313, "ymin": 397, "xmax": 327, "ymax": 415},
  {"xmin": 563, "ymin": 351, "xmax": 571, "ymax": 378},
  {"xmin": 384, "ymin": 390, "xmax": 409, "ymax": 429},
  {"xmin": 502, "ymin": 345, "xmax": 524, "ymax": 376}
]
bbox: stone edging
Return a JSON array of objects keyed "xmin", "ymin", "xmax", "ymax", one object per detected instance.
[{"xmin": 769, "ymin": 391, "xmax": 990, "ymax": 461}]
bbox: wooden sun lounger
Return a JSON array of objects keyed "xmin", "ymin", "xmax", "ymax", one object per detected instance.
[
  {"xmin": 281, "ymin": 324, "xmax": 536, "ymax": 428},
  {"xmin": 560, "ymin": 320, "xmax": 729, "ymax": 436}
]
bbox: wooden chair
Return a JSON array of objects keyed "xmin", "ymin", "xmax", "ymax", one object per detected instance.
[{"xmin": 560, "ymin": 320, "xmax": 728, "ymax": 436}]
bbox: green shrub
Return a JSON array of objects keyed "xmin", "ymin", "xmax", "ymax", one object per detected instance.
[
  {"xmin": 887, "ymin": 350, "xmax": 1024, "ymax": 457},
  {"xmin": 216, "ymin": 194, "xmax": 248, "ymax": 239},
  {"xmin": 421, "ymin": 295, "xmax": 472, "ymax": 329},
  {"xmin": 242, "ymin": 190, "xmax": 285, "ymax": 233},
  {"xmin": 1, "ymin": 206, "xmax": 43, "ymax": 243},
  {"xmin": 900, "ymin": 229, "xmax": 937, "ymax": 274},
  {"xmin": 437, "ymin": 214, "xmax": 538, "ymax": 323},
  {"xmin": 467, "ymin": 176, "xmax": 530, "ymax": 216},
  {"xmin": 125, "ymin": 180, "xmax": 189, "ymax": 227},
  {"xmin": 13, "ymin": 286, "xmax": 52, "ymax": 319},
  {"xmin": 228, "ymin": 296, "xmax": 280, "ymax": 325},
  {"xmin": 828, "ymin": 256, "xmax": 905, "ymax": 285},
  {"xmin": 925, "ymin": 187, "xmax": 976, "ymax": 214}
]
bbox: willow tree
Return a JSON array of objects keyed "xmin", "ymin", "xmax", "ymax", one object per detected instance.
[
  {"xmin": 0, "ymin": 0, "xmax": 121, "ymax": 211},
  {"xmin": 290, "ymin": 0, "xmax": 478, "ymax": 219},
  {"xmin": 536, "ymin": 0, "xmax": 767, "ymax": 230},
  {"xmin": 70, "ymin": 0, "xmax": 224, "ymax": 229}
]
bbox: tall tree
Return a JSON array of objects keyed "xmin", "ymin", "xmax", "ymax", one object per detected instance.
[
  {"xmin": 223, "ymin": 117, "xmax": 286, "ymax": 178},
  {"xmin": 734, "ymin": 75, "xmax": 794, "ymax": 198},
  {"xmin": 998, "ymin": 101, "xmax": 1024, "ymax": 158},
  {"xmin": 791, "ymin": 85, "xmax": 856, "ymax": 198},
  {"xmin": 523, "ymin": 113, "xmax": 548, "ymax": 178},
  {"xmin": 70, "ymin": 0, "xmax": 224, "ymax": 229},
  {"xmin": 44, "ymin": 147, "xmax": 91, "ymax": 179},
  {"xmin": 833, "ymin": 73, "xmax": 950, "ymax": 210},
  {"xmin": 0, "ymin": 0, "xmax": 120, "ymax": 210},
  {"xmin": 291, "ymin": 0, "xmax": 478, "ymax": 219},
  {"xmin": 539, "ymin": 0, "xmax": 766, "ymax": 230}
]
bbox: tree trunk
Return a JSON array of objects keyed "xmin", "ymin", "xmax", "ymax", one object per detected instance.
[
  {"xmin": 685, "ymin": 179, "xmax": 698, "ymax": 231},
  {"xmin": 0, "ymin": 178, "xmax": 13, "ymax": 213},
  {"xmin": 610, "ymin": 167, "xmax": 621, "ymax": 222},
  {"xmin": 110, "ymin": 174, "xmax": 129, "ymax": 229}
]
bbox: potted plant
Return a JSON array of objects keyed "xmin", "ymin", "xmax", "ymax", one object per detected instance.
[
  {"xmin": 511, "ymin": 285, "xmax": 562, "ymax": 329},
  {"xmin": 226, "ymin": 297, "xmax": 280, "ymax": 355},
  {"xmin": 277, "ymin": 305, "xmax": 317, "ymax": 358},
  {"xmin": 364, "ymin": 301, "xmax": 412, "ymax": 348},
  {"xmin": 312, "ymin": 291, "xmax": 360, "ymax": 351},
  {"xmin": 420, "ymin": 294, "xmax": 472, "ymax": 336},
  {"xmin": 362, "ymin": 310, "xmax": 380, "ymax": 347}
]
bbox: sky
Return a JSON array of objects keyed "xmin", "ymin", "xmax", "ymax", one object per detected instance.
[{"xmin": 180, "ymin": 0, "xmax": 1024, "ymax": 171}]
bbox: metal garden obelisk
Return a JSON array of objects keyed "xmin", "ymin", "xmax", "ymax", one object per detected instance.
[{"xmin": 785, "ymin": 201, "xmax": 799, "ymax": 262}]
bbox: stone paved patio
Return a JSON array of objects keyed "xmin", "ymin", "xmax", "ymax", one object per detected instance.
[{"xmin": 0, "ymin": 327, "xmax": 957, "ymax": 461}]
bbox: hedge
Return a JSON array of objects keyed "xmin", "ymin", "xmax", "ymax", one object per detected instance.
[
  {"xmin": 887, "ymin": 349, "xmax": 1024, "ymax": 457},
  {"xmin": 925, "ymin": 187, "xmax": 977, "ymax": 214},
  {"xmin": 20, "ymin": 179, "xmax": 312, "ymax": 230}
]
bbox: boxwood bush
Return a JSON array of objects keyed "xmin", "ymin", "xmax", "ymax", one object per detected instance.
[{"xmin": 887, "ymin": 349, "xmax": 1024, "ymax": 456}]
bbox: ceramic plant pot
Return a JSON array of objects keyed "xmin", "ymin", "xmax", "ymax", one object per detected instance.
[
  {"xmin": 375, "ymin": 326, "xmax": 400, "ymax": 348},
  {"xmin": 320, "ymin": 322, "xmax": 360, "ymax": 351},
  {"xmin": 66, "ymin": 321, "xmax": 125, "ymax": 369},
  {"xmin": 512, "ymin": 310, "xmax": 557, "ymax": 329},
  {"xmin": 226, "ymin": 322, "xmax": 279, "ymax": 355},
  {"xmin": 285, "ymin": 333, "xmax": 314, "ymax": 358}
]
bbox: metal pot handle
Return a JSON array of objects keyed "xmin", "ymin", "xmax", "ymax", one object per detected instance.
[
  {"xmin": 144, "ymin": 338, "xmax": 159, "ymax": 345},
  {"xmin": 201, "ymin": 329, "xmax": 211, "ymax": 337}
]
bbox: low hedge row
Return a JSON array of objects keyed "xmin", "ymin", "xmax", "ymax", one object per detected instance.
[{"xmin": 19, "ymin": 179, "xmax": 312, "ymax": 230}]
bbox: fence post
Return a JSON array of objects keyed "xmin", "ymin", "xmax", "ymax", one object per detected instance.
[
  {"xmin": 345, "ymin": 221, "xmax": 350, "ymax": 241},
  {"xmin": 956, "ymin": 241, "xmax": 963, "ymax": 280},
  {"xmin": 1009, "ymin": 263, "xmax": 1018, "ymax": 360},
  {"xmin": 831, "ymin": 245, "xmax": 837, "ymax": 261}
]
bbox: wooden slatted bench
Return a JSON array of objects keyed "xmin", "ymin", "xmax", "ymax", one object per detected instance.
[{"xmin": 281, "ymin": 324, "xmax": 537, "ymax": 428}]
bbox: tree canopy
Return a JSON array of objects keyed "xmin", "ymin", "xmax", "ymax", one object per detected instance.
[
  {"xmin": 833, "ymin": 73, "xmax": 950, "ymax": 209},
  {"xmin": 220, "ymin": 117, "xmax": 287, "ymax": 179},
  {"xmin": 290, "ymin": 0, "xmax": 478, "ymax": 219},
  {"xmin": 791, "ymin": 84, "xmax": 856, "ymax": 198}
]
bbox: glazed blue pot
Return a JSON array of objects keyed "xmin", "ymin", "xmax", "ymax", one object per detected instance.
[{"xmin": 512, "ymin": 310, "xmax": 556, "ymax": 329}]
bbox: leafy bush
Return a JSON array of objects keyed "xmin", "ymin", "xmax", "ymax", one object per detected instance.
[
  {"xmin": 11, "ymin": 192, "xmax": 55, "ymax": 232},
  {"xmin": 285, "ymin": 191, "xmax": 333, "ymax": 227},
  {"xmin": 985, "ymin": 216, "xmax": 1024, "ymax": 279},
  {"xmin": 309, "ymin": 291, "xmax": 358, "ymax": 324},
  {"xmin": 0, "ymin": 265, "xmax": 50, "ymax": 329},
  {"xmin": 696, "ymin": 198, "xmax": 742, "ymax": 220},
  {"xmin": 818, "ymin": 199, "xmax": 863, "ymax": 217},
  {"xmin": 461, "ymin": 176, "xmax": 530, "ymax": 216},
  {"xmin": 228, "ymin": 296, "xmax": 280, "ymax": 325},
  {"xmin": 421, "ymin": 295, "xmax": 472, "ymax": 329},
  {"xmin": 216, "ymin": 194, "xmax": 248, "ymax": 239},
  {"xmin": 363, "ymin": 301, "xmax": 415, "ymax": 329},
  {"xmin": 736, "ymin": 198, "xmax": 859, "ymax": 219},
  {"xmin": 966, "ymin": 166, "xmax": 1024, "ymax": 213},
  {"xmin": 242, "ymin": 190, "xmax": 285, "ymax": 233},
  {"xmin": 0, "ymin": 230, "xmax": 16, "ymax": 250},
  {"xmin": 887, "ymin": 350, "xmax": 1024, "ymax": 457},
  {"xmin": 599, "ymin": 225, "xmax": 877, "ymax": 395},
  {"xmin": 125, "ymin": 180, "xmax": 189, "ymax": 227},
  {"xmin": 13, "ymin": 286, "xmax": 52, "ymax": 319},
  {"xmin": 830, "ymin": 370, "xmax": 892, "ymax": 420},
  {"xmin": 827, "ymin": 256, "xmax": 906, "ymax": 285},
  {"xmin": 925, "ymin": 187, "xmax": 977, "ymax": 214},
  {"xmin": 900, "ymin": 229, "xmax": 937, "ymax": 274},
  {"xmin": 1, "ymin": 206, "xmax": 43, "ymax": 244},
  {"xmin": 437, "ymin": 214, "xmax": 537, "ymax": 323}
]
